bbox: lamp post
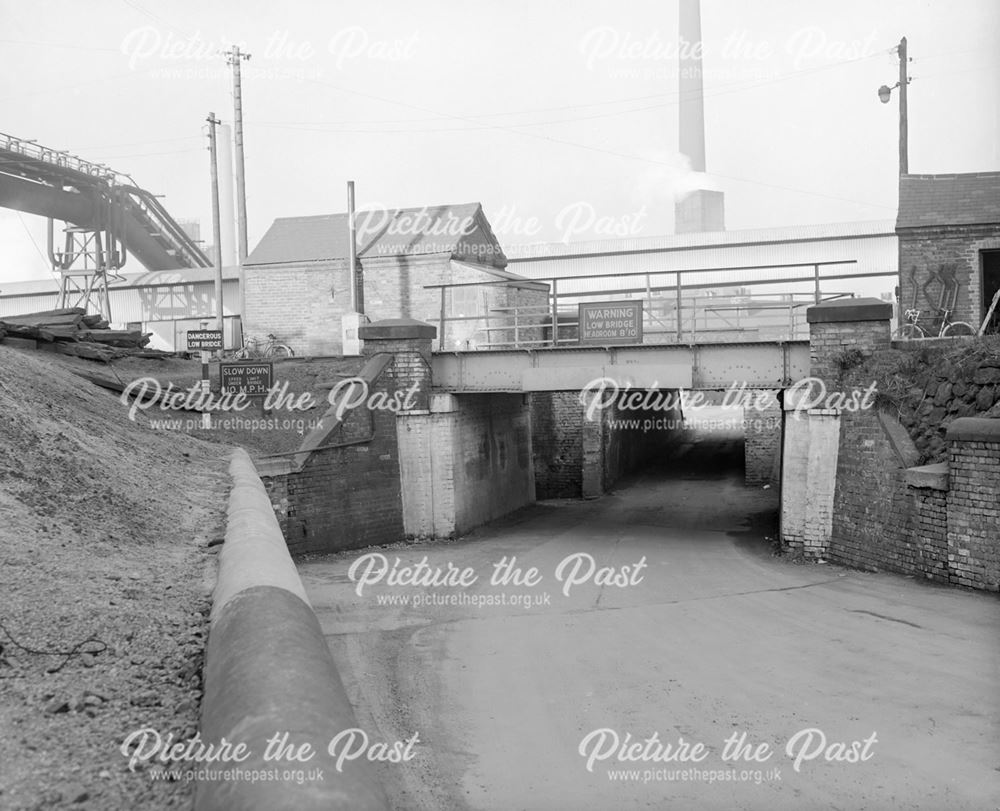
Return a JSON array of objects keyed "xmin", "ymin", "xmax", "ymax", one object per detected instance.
[{"xmin": 878, "ymin": 36, "xmax": 910, "ymax": 175}]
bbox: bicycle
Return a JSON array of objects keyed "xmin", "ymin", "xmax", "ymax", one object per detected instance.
[
  {"xmin": 234, "ymin": 333, "xmax": 294, "ymax": 359},
  {"xmin": 896, "ymin": 308, "xmax": 977, "ymax": 340}
]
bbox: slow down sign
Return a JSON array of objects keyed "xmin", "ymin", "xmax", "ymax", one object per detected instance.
[{"xmin": 220, "ymin": 362, "xmax": 273, "ymax": 397}]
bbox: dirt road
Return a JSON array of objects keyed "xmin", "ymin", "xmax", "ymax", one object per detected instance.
[{"xmin": 300, "ymin": 427, "xmax": 1000, "ymax": 810}]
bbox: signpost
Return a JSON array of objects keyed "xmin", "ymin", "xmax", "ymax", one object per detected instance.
[
  {"xmin": 578, "ymin": 301, "xmax": 643, "ymax": 345},
  {"xmin": 187, "ymin": 328, "xmax": 223, "ymax": 429},
  {"xmin": 220, "ymin": 362, "xmax": 273, "ymax": 397},
  {"xmin": 186, "ymin": 329, "xmax": 223, "ymax": 351}
]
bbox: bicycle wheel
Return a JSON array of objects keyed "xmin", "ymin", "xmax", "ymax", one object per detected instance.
[
  {"xmin": 942, "ymin": 321, "xmax": 977, "ymax": 338},
  {"xmin": 897, "ymin": 323, "xmax": 925, "ymax": 340},
  {"xmin": 268, "ymin": 343, "xmax": 294, "ymax": 358}
]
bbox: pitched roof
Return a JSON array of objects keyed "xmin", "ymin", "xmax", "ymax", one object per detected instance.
[
  {"xmin": 246, "ymin": 202, "xmax": 506, "ymax": 267},
  {"xmin": 896, "ymin": 172, "xmax": 1000, "ymax": 229}
]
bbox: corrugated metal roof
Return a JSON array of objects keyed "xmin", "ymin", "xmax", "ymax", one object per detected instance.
[
  {"xmin": 0, "ymin": 266, "xmax": 240, "ymax": 298},
  {"xmin": 0, "ymin": 277, "xmax": 240, "ymax": 322},
  {"xmin": 504, "ymin": 219, "xmax": 896, "ymax": 261},
  {"xmin": 502, "ymin": 222, "xmax": 898, "ymax": 303},
  {"xmin": 246, "ymin": 203, "xmax": 508, "ymax": 267},
  {"xmin": 509, "ymin": 235, "xmax": 896, "ymax": 285},
  {"xmin": 896, "ymin": 173, "xmax": 1000, "ymax": 229}
]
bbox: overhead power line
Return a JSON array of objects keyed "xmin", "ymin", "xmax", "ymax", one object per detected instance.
[
  {"xmin": 282, "ymin": 58, "xmax": 897, "ymax": 211},
  {"xmin": 258, "ymin": 51, "xmax": 887, "ymax": 133}
]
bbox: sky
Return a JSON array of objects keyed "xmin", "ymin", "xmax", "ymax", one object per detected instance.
[{"xmin": 1, "ymin": 0, "xmax": 998, "ymax": 283}]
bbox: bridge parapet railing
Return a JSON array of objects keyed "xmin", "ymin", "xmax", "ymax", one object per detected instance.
[{"xmin": 425, "ymin": 260, "xmax": 897, "ymax": 350}]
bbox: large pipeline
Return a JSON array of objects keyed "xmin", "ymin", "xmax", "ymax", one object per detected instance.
[{"xmin": 196, "ymin": 449, "xmax": 389, "ymax": 811}]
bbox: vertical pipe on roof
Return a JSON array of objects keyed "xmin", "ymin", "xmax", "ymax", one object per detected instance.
[{"xmin": 348, "ymin": 180, "xmax": 361, "ymax": 314}]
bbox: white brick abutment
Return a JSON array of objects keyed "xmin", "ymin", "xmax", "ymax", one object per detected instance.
[
  {"xmin": 196, "ymin": 448, "xmax": 389, "ymax": 811},
  {"xmin": 780, "ymin": 298, "xmax": 893, "ymax": 560},
  {"xmin": 396, "ymin": 392, "xmax": 536, "ymax": 537}
]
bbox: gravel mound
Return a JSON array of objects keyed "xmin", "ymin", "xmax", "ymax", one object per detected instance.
[{"xmin": 0, "ymin": 345, "xmax": 230, "ymax": 810}]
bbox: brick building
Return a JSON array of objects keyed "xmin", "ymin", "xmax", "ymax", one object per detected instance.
[
  {"xmin": 243, "ymin": 202, "xmax": 549, "ymax": 356},
  {"xmin": 896, "ymin": 172, "xmax": 1000, "ymax": 333}
]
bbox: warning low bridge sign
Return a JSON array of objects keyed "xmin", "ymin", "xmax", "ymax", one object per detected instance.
[{"xmin": 578, "ymin": 301, "xmax": 643, "ymax": 345}]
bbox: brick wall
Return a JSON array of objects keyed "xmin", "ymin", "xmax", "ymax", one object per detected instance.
[
  {"xmin": 244, "ymin": 261, "xmax": 351, "ymax": 356},
  {"xmin": 489, "ymin": 286, "xmax": 549, "ymax": 348},
  {"xmin": 397, "ymin": 393, "xmax": 534, "ymax": 537},
  {"xmin": 264, "ymin": 397, "xmax": 404, "ymax": 556},
  {"xmin": 789, "ymin": 301, "xmax": 999, "ymax": 589},
  {"xmin": 364, "ymin": 255, "xmax": 547, "ymax": 350},
  {"xmin": 245, "ymin": 254, "xmax": 545, "ymax": 356},
  {"xmin": 809, "ymin": 320, "xmax": 891, "ymax": 385},
  {"xmin": 779, "ymin": 409, "xmax": 809, "ymax": 549},
  {"xmin": 829, "ymin": 409, "xmax": 919, "ymax": 572},
  {"xmin": 258, "ymin": 340, "xmax": 414, "ymax": 556},
  {"xmin": 898, "ymin": 225, "xmax": 1000, "ymax": 327},
  {"xmin": 744, "ymin": 392, "xmax": 781, "ymax": 486},
  {"xmin": 364, "ymin": 255, "xmax": 455, "ymax": 327},
  {"xmin": 531, "ymin": 390, "xmax": 685, "ymax": 499},
  {"xmin": 800, "ymin": 410, "xmax": 841, "ymax": 556},
  {"xmin": 396, "ymin": 408, "xmax": 455, "ymax": 537},
  {"xmin": 361, "ymin": 333, "xmax": 433, "ymax": 412},
  {"xmin": 599, "ymin": 397, "xmax": 683, "ymax": 492},
  {"xmin": 531, "ymin": 392, "xmax": 584, "ymax": 498},
  {"xmin": 453, "ymin": 395, "xmax": 534, "ymax": 534},
  {"xmin": 912, "ymin": 487, "xmax": 948, "ymax": 584},
  {"xmin": 824, "ymin": 408, "xmax": 998, "ymax": 590},
  {"xmin": 946, "ymin": 429, "xmax": 1000, "ymax": 590}
]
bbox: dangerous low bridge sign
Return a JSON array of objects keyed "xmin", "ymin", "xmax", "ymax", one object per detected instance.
[{"xmin": 578, "ymin": 301, "xmax": 643, "ymax": 345}]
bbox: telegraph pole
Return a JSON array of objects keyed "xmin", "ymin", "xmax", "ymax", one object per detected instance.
[
  {"xmin": 224, "ymin": 45, "xmax": 251, "ymax": 330},
  {"xmin": 224, "ymin": 46, "xmax": 251, "ymax": 262},
  {"xmin": 207, "ymin": 113, "xmax": 224, "ymax": 335},
  {"xmin": 897, "ymin": 36, "xmax": 909, "ymax": 175},
  {"xmin": 877, "ymin": 37, "xmax": 912, "ymax": 176}
]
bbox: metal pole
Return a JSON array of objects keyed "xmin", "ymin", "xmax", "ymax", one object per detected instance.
[
  {"xmin": 226, "ymin": 46, "xmax": 250, "ymax": 262},
  {"xmin": 898, "ymin": 37, "xmax": 908, "ymax": 175},
  {"xmin": 813, "ymin": 264, "xmax": 821, "ymax": 305},
  {"xmin": 550, "ymin": 278, "xmax": 559, "ymax": 345},
  {"xmin": 207, "ymin": 113, "xmax": 224, "ymax": 335},
  {"xmin": 675, "ymin": 272, "xmax": 683, "ymax": 341},
  {"xmin": 439, "ymin": 287, "xmax": 447, "ymax": 350},
  {"xmin": 347, "ymin": 180, "xmax": 361, "ymax": 314}
]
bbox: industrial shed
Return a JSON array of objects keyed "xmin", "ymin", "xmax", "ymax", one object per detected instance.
[{"xmin": 0, "ymin": 266, "xmax": 242, "ymax": 352}]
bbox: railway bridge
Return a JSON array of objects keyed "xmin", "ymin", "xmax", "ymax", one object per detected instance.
[{"xmin": 256, "ymin": 298, "xmax": 891, "ymax": 559}]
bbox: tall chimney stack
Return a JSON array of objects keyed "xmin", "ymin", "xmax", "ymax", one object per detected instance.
[{"xmin": 675, "ymin": 0, "xmax": 725, "ymax": 233}]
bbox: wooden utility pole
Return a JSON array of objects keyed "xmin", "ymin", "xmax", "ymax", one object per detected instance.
[
  {"xmin": 898, "ymin": 36, "xmax": 909, "ymax": 175},
  {"xmin": 207, "ymin": 113, "xmax": 224, "ymax": 335}
]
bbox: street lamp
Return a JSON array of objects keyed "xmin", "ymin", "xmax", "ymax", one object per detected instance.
[{"xmin": 878, "ymin": 36, "xmax": 911, "ymax": 174}]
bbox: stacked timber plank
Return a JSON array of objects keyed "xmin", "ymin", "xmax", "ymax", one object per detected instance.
[{"xmin": 0, "ymin": 308, "xmax": 152, "ymax": 361}]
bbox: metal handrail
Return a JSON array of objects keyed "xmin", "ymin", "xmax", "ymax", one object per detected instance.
[
  {"xmin": 427, "ymin": 259, "xmax": 892, "ymax": 350},
  {"xmin": 2, "ymin": 131, "xmax": 211, "ymax": 269},
  {"xmin": 1, "ymin": 131, "xmax": 132, "ymax": 185}
]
